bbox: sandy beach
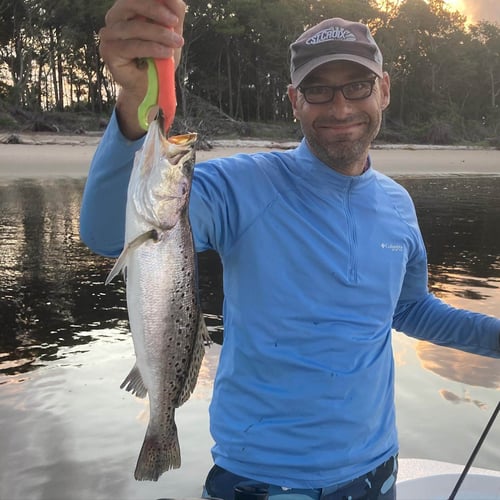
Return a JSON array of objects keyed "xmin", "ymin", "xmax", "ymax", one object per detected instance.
[{"xmin": 0, "ymin": 132, "xmax": 499, "ymax": 178}]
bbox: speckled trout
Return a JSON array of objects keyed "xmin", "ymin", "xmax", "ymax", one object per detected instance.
[{"xmin": 106, "ymin": 112, "xmax": 209, "ymax": 481}]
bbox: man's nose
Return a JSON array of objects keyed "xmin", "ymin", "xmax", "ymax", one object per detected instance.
[{"xmin": 328, "ymin": 91, "xmax": 354, "ymax": 119}]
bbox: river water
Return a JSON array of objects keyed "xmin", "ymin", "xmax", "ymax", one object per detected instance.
[{"xmin": 0, "ymin": 175, "xmax": 499, "ymax": 500}]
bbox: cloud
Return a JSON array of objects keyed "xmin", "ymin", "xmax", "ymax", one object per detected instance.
[{"xmin": 416, "ymin": 340, "xmax": 500, "ymax": 390}]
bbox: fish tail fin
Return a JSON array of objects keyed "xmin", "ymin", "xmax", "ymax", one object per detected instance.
[{"xmin": 134, "ymin": 420, "xmax": 181, "ymax": 481}]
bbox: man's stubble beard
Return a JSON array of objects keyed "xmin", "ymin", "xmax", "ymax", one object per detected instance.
[{"xmin": 303, "ymin": 111, "xmax": 382, "ymax": 174}]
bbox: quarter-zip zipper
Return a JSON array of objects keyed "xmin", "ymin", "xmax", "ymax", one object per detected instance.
[{"xmin": 343, "ymin": 178, "xmax": 358, "ymax": 283}]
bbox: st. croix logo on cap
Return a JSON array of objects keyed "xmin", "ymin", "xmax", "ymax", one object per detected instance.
[{"xmin": 306, "ymin": 27, "xmax": 357, "ymax": 45}]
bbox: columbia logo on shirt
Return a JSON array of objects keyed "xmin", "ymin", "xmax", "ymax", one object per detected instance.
[{"xmin": 381, "ymin": 243, "xmax": 404, "ymax": 252}]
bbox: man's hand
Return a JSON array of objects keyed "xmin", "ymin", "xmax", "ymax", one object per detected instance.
[{"xmin": 98, "ymin": 0, "xmax": 186, "ymax": 139}]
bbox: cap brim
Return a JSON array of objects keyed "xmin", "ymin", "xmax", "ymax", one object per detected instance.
[{"xmin": 292, "ymin": 54, "xmax": 383, "ymax": 87}]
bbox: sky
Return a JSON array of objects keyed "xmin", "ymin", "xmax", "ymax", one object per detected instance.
[{"xmin": 445, "ymin": 0, "xmax": 500, "ymax": 24}]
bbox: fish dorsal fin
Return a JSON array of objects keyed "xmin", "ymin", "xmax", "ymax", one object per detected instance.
[
  {"xmin": 105, "ymin": 230, "xmax": 158, "ymax": 285},
  {"xmin": 176, "ymin": 312, "xmax": 210, "ymax": 407}
]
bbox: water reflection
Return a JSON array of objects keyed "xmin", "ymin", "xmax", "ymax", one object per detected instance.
[
  {"xmin": 416, "ymin": 341, "xmax": 500, "ymax": 389},
  {"xmin": 0, "ymin": 179, "xmax": 123, "ymax": 375},
  {"xmin": 399, "ymin": 177, "xmax": 500, "ymax": 295},
  {"xmin": 395, "ymin": 176, "xmax": 500, "ymax": 397},
  {"xmin": 439, "ymin": 389, "xmax": 489, "ymax": 409},
  {"xmin": 1, "ymin": 177, "xmax": 499, "ymax": 381},
  {"xmin": 0, "ymin": 175, "xmax": 499, "ymax": 498},
  {"xmin": 0, "ymin": 179, "xmax": 225, "ymax": 377}
]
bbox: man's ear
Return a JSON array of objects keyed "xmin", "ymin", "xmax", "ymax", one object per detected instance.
[
  {"xmin": 380, "ymin": 72, "xmax": 391, "ymax": 111},
  {"xmin": 287, "ymin": 84, "xmax": 299, "ymax": 118}
]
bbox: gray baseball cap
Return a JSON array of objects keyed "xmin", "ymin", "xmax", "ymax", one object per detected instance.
[{"xmin": 290, "ymin": 18, "xmax": 383, "ymax": 87}]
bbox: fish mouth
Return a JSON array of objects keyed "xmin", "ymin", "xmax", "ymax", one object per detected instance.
[
  {"xmin": 153, "ymin": 108, "xmax": 197, "ymax": 165},
  {"xmin": 167, "ymin": 133, "xmax": 198, "ymax": 166},
  {"xmin": 168, "ymin": 133, "xmax": 198, "ymax": 146}
]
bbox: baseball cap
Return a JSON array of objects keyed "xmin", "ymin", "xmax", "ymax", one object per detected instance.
[{"xmin": 290, "ymin": 18, "xmax": 383, "ymax": 87}]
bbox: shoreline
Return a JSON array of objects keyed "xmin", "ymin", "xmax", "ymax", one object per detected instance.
[{"xmin": 0, "ymin": 132, "xmax": 499, "ymax": 178}]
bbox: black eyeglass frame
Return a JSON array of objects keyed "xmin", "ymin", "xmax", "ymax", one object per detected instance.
[{"xmin": 298, "ymin": 77, "xmax": 378, "ymax": 104}]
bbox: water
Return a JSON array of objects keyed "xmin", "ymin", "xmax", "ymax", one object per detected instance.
[{"xmin": 0, "ymin": 175, "xmax": 499, "ymax": 500}]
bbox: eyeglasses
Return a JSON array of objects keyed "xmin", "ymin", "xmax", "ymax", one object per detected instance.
[{"xmin": 298, "ymin": 78, "xmax": 378, "ymax": 104}]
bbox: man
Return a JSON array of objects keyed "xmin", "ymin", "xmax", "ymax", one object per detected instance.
[{"xmin": 80, "ymin": 1, "xmax": 500, "ymax": 498}]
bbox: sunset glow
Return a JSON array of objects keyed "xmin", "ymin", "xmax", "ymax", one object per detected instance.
[
  {"xmin": 376, "ymin": 0, "xmax": 500, "ymax": 25},
  {"xmin": 375, "ymin": 0, "xmax": 469, "ymax": 18},
  {"xmin": 442, "ymin": 0, "xmax": 500, "ymax": 24},
  {"xmin": 443, "ymin": 0, "xmax": 466, "ymax": 12},
  {"xmin": 443, "ymin": 0, "xmax": 470, "ymax": 23}
]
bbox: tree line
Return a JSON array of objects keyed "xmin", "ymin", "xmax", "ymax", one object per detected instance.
[{"xmin": 1, "ymin": 0, "xmax": 499, "ymax": 143}]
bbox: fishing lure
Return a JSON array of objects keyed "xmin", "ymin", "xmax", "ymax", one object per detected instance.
[{"xmin": 137, "ymin": 56, "xmax": 177, "ymax": 134}]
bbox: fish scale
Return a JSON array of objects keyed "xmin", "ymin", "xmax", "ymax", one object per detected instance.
[{"xmin": 106, "ymin": 114, "xmax": 209, "ymax": 481}]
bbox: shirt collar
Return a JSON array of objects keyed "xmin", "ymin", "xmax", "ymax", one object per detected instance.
[{"xmin": 289, "ymin": 139, "xmax": 375, "ymax": 190}]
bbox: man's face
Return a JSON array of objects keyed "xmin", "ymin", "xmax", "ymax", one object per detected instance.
[{"xmin": 288, "ymin": 61, "xmax": 390, "ymax": 175}]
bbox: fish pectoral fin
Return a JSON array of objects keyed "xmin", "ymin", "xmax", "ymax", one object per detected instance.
[
  {"xmin": 120, "ymin": 363, "xmax": 148, "ymax": 398},
  {"xmin": 176, "ymin": 312, "xmax": 209, "ymax": 407},
  {"xmin": 105, "ymin": 230, "xmax": 158, "ymax": 285},
  {"xmin": 105, "ymin": 250, "xmax": 127, "ymax": 285}
]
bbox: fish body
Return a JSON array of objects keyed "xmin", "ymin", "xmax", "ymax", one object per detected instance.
[{"xmin": 107, "ymin": 114, "xmax": 208, "ymax": 481}]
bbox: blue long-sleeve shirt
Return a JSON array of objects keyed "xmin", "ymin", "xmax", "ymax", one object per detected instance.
[{"xmin": 80, "ymin": 111, "xmax": 500, "ymax": 488}]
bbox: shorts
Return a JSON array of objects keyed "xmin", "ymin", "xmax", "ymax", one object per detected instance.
[{"xmin": 202, "ymin": 455, "xmax": 398, "ymax": 500}]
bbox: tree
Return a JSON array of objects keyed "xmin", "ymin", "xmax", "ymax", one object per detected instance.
[
  {"xmin": 1, "ymin": 0, "xmax": 500, "ymax": 142},
  {"xmin": 470, "ymin": 22, "xmax": 500, "ymax": 110},
  {"xmin": 0, "ymin": 0, "xmax": 32, "ymax": 106}
]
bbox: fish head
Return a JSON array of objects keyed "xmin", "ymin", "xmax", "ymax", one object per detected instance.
[{"xmin": 131, "ymin": 114, "xmax": 197, "ymax": 231}]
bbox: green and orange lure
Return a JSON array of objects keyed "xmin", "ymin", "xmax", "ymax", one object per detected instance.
[{"xmin": 137, "ymin": 56, "xmax": 177, "ymax": 135}]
